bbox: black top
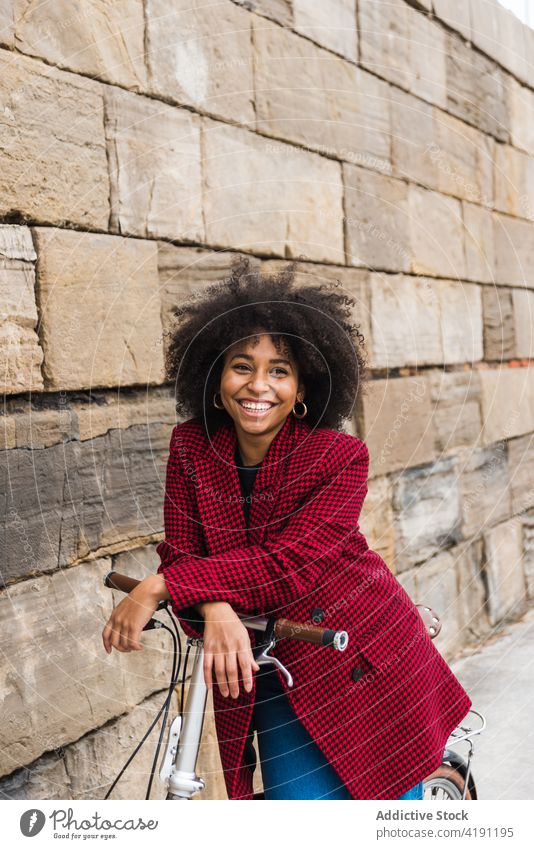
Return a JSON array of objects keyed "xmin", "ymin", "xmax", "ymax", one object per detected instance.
[{"xmin": 234, "ymin": 445, "xmax": 262, "ymax": 526}]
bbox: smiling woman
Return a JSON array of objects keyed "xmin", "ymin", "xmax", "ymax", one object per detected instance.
[{"xmin": 101, "ymin": 255, "xmax": 472, "ymax": 801}]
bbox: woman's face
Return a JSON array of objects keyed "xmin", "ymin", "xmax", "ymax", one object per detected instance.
[{"xmin": 218, "ymin": 332, "xmax": 305, "ymax": 438}]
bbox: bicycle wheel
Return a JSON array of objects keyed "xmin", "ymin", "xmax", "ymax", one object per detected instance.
[{"xmin": 423, "ymin": 764, "xmax": 473, "ymax": 800}]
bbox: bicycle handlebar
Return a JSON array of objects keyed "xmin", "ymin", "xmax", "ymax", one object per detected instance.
[{"xmin": 104, "ymin": 570, "xmax": 349, "ymax": 651}]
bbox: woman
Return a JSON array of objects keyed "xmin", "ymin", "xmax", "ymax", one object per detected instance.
[{"xmin": 102, "ymin": 257, "xmax": 472, "ymax": 800}]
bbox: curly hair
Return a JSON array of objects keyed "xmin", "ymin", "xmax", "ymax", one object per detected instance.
[{"xmin": 165, "ymin": 255, "xmax": 368, "ymax": 437}]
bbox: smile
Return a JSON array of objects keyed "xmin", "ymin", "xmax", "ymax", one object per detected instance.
[{"xmin": 236, "ymin": 400, "xmax": 277, "ymax": 417}]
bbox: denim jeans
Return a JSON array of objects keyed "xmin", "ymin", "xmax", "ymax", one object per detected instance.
[{"xmin": 252, "ymin": 664, "xmax": 424, "ymax": 801}]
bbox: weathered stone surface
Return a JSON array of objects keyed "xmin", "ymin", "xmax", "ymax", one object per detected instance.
[
  {"xmin": 392, "ymin": 458, "xmax": 462, "ymax": 572},
  {"xmin": 521, "ymin": 509, "xmax": 534, "ymax": 598},
  {"xmin": 512, "ymin": 289, "xmax": 534, "ymax": 359},
  {"xmin": 344, "ymin": 167, "xmax": 410, "ymax": 272},
  {"xmin": 462, "ymin": 202, "xmax": 495, "ymax": 283},
  {"xmin": 440, "ymin": 280, "xmax": 483, "ymax": 364},
  {"xmin": 507, "ymin": 433, "xmax": 534, "ymax": 517},
  {"xmin": 0, "ymin": 558, "xmax": 173, "ymax": 777},
  {"xmin": 0, "ymin": 226, "xmax": 43, "ymax": 395},
  {"xmin": 413, "ymin": 550, "xmax": 462, "ymax": 657},
  {"xmin": 233, "ymin": 0, "xmax": 292, "ymax": 27},
  {"xmin": 355, "ymin": 375, "xmax": 435, "ymax": 477},
  {"xmin": 0, "ymin": 423, "xmax": 170, "ymax": 583},
  {"xmin": 445, "ymin": 34, "xmax": 509, "ymax": 142},
  {"xmin": 33, "ymin": 228, "xmax": 164, "ymax": 391},
  {"xmin": 493, "ymin": 213, "xmax": 534, "ymax": 288},
  {"xmin": 369, "ymin": 274, "xmax": 442, "ymax": 367},
  {"xmin": 483, "ymin": 517, "xmax": 526, "ymax": 625},
  {"xmin": 105, "ymin": 88, "xmax": 204, "ymax": 242},
  {"xmin": 493, "ymin": 143, "xmax": 534, "ymax": 221},
  {"xmin": 359, "ymin": 474, "xmax": 395, "ymax": 571},
  {"xmin": 409, "ymin": 185, "xmax": 466, "ymax": 279},
  {"xmin": 293, "ymin": 0, "xmax": 357, "ymax": 61},
  {"xmin": 430, "ymin": 111, "xmax": 494, "ymax": 207},
  {"xmin": 202, "ymin": 118, "xmax": 345, "ymax": 263},
  {"xmin": 254, "ymin": 21, "xmax": 390, "ymax": 171},
  {"xmin": 469, "ymin": 0, "xmax": 529, "ymax": 83},
  {"xmin": 146, "ymin": 0, "xmax": 254, "ymax": 125},
  {"xmin": 433, "ymin": 0, "xmax": 470, "ymax": 41},
  {"xmin": 358, "ymin": 0, "xmax": 446, "ymax": 108},
  {"xmin": 261, "ymin": 259, "xmax": 371, "ymax": 353},
  {"xmin": 158, "ymin": 245, "xmax": 262, "ymax": 350},
  {"xmin": 390, "ymin": 87, "xmax": 436, "ymax": 188},
  {"xmin": 459, "ymin": 445, "xmax": 511, "ymax": 538},
  {"xmin": 482, "ymin": 286, "xmax": 515, "ymax": 361},
  {"xmin": 13, "ymin": 0, "xmax": 147, "ymax": 90},
  {"xmin": 0, "ymin": 1, "xmax": 14, "ymax": 47},
  {"xmin": 0, "ymin": 749, "xmax": 71, "ymax": 799},
  {"xmin": 479, "ymin": 366, "xmax": 534, "ymax": 445},
  {"xmin": 427, "ymin": 369, "xmax": 483, "ymax": 456},
  {"xmin": 456, "ymin": 539, "xmax": 490, "ymax": 642},
  {"xmin": 0, "ymin": 49, "xmax": 109, "ymax": 229}
]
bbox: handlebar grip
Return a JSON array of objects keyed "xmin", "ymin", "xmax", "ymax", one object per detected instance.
[
  {"xmin": 104, "ymin": 571, "xmax": 141, "ymax": 594},
  {"xmin": 273, "ymin": 618, "xmax": 348, "ymax": 651}
]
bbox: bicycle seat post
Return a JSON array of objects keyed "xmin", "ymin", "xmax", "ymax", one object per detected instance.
[{"xmin": 164, "ymin": 639, "xmax": 208, "ymax": 800}]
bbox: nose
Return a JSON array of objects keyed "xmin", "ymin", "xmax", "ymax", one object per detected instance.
[{"xmin": 246, "ymin": 370, "xmax": 271, "ymax": 393}]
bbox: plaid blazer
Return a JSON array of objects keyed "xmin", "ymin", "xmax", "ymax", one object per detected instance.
[{"xmin": 156, "ymin": 413, "xmax": 472, "ymax": 799}]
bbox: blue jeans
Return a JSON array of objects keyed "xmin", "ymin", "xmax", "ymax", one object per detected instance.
[{"xmin": 252, "ymin": 664, "xmax": 424, "ymax": 800}]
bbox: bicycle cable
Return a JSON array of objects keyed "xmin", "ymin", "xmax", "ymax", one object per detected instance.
[{"xmin": 104, "ymin": 613, "xmax": 183, "ymax": 801}]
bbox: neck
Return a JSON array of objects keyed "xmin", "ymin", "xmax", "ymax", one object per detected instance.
[{"xmin": 235, "ymin": 417, "xmax": 289, "ymax": 466}]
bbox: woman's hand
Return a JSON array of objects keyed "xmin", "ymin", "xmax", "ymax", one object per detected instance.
[
  {"xmin": 200, "ymin": 602, "xmax": 260, "ymax": 698},
  {"xmin": 102, "ymin": 575, "xmax": 163, "ymax": 654}
]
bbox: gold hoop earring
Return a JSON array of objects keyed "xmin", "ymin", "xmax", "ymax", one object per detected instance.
[
  {"xmin": 292, "ymin": 399, "xmax": 307, "ymax": 419},
  {"xmin": 213, "ymin": 391, "xmax": 225, "ymax": 410}
]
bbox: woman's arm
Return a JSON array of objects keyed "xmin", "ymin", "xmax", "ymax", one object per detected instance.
[{"xmin": 159, "ymin": 439, "xmax": 369, "ymax": 616}]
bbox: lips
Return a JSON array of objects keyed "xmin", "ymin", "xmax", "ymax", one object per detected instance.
[{"xmin": 236, "ymin": 399, "xmax": 277, "ymax": 416}]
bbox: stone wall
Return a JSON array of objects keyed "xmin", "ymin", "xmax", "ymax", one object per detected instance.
[{"xmin": 1, "ymin": 0, "xmax": 534, "ymax": 799}]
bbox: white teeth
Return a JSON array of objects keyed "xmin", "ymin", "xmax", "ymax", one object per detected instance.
[{"xmin": 239, "ymin": 401, "xmax": 273, "ymax": 410}]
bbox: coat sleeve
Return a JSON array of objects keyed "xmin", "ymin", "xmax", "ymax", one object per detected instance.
[
  {"xmin": 158, "ymin": 435, "xmax": 369, "ymax": 618},
  {"xmin": 155, "ymin": 428, "xmax": 208, "ymax": 639}
]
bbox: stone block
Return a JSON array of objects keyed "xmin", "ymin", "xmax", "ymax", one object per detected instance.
[
  {"xmin": 13, "ymin": 0, "xmax": 147, "ymax": 90},
  {"xmin": 507, "ymin": 433, "xmax": 534, "ymax": 517},
  {"xmin": 359, "ymin": 474, "xmax": 395, "ymax": 571},
  {"xmin": 409, "ymin": 185, "xmax": 466, "ymax": 279},
  {"xmin": 482, "ymin": 286, "xmax": 515, "ymax": 361},
  {"xmin": 355, "ymin": 375, "xmax": 435, "ymax": 477},
  {"xmin": 445, "ymin": 34, "xmax": 508, "ymax": 142},
  {"xmin": 343, "ymin": 167, "xmax": 410, "ymax": 272},
  {"xmin": 462, "ymin": 202, "xmax": 495, "ymax": 283},
  {"xmin": 0, "ymin": 49, "xmax": 109, "ymax": 229},
  {"xmin": 146, "ymin": 0, "xmax": 255, "ymax": 125},
  {"xmin": 493, "ymin": 213, "xmax": 534, "ymax": 288},
  {"xmin": 483, "ymin": 517, "xmax": 526, "ymax": 625},
  {"xmin": 105, "ymin": 88, "xmax": 204, "ymax": 242},
  {"xmin": 0, "ymin": 558, "xmax": 173, "ymax": 777},
  {"xmin": 293, "ymin": 0, "xmax": 357, "ymax": 60},
  {"xmin": 459, "ymin": 445, "xmax": 511, "ymax": 538},
  {"xmin": 201, "ymin": 118, "xmax": 345, "ymax": 263},
  {"xmin": 358, "ymin": 0, "xmax": 446, "ymax": 108},
  {"xmin": 413, "ymin": 550, "xmax": 462, "ymax": 658},
  {"xmin": 390, "ymin": 87, "xmax": 436, "ymax": 188},
  {"xmin": 0, "ymin": 423, "xmax": 170, "ymax": 583},
  {"xmin": 520, "ymin": 509, "xmax": 534, "ymax": 598},
  {"xmin": 512, "ymin": 289, "xmax": 534, "ymax": 359},
  {"xmin": 368, "ymin": 274, "xmax": 442, "ymax": 368},
  {"xmin": 433, "ymin": 0, "xmax": 470, "ymax": 41},
  {"xmin": 0, "ymin": 226, "xmax": 43, "ymax": 395},
  {"xmin": 392, "ymin": 458, "xmax": 462, "ymax": 572},
  {"xmin": 493, "ymin": 143, "xmax": 534, "ymax": 221},
  {"xmin": 455, "ymin": 539, "xmax": 490, "ymax": 642},
  {"xmin": 430, "ymin": 111, "xmax": 494, "ymax": 207},
  {"xmin": 427, "ymin": 369, "xmax": 483, "ymax": 456},
  {"xmin": 254, "ymin": 20, "xmax": 389, "ymax": 169},
  {"xmin": 0, "ymin": 0, "xmax": 14, "ymax": 47},
  {"xmin": 479, "ymin": 366, "xmax": 534, "ymax": 445},
  {"xmin": 439, "ymin": 280, "xmax": 483, "ymax": 365},
  {"xmin": 33, "ymin": 228, "xmax": 164, "ymax": 391}
]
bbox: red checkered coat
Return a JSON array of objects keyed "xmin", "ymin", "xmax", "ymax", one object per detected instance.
[{"xmin": 156, "ymin": 413, "xmax": 472, "ymax": 799}]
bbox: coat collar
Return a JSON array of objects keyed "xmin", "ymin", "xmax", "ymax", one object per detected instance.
[{"xmin": 194, "ymin": 413, "xmax": 310, "ymax": 551}]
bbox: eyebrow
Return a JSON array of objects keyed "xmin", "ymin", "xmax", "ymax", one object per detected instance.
[{"xmin": 229, "ymin": 353, "xmax": 292, "ymax": 365}]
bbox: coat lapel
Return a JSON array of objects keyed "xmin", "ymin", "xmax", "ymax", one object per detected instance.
[{"xmin": 193, "ymin": 413, "xmax": 308, "ymax": 554}]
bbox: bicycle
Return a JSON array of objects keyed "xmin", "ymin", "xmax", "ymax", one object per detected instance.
[{"xmin": 103, "ymin": 570, "xmax": 485, "ymax": 801}]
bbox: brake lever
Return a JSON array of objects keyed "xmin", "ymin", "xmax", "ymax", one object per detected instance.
[{"xmin": 252, "ymin": 637, "xmax": 294, "ymax": 687}]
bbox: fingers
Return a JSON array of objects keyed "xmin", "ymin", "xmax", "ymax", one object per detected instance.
[
  {"xmin": 237, "ymin": 645, "xmax": 258, "ymax": 694},
  {"xmin": 214, "ymin": 651, "xmax": 229, "ymax": 698},
  {"xmin": 102, "ymin": 619, "xmax": 143, "ymax": 654},
  {"xmin": 203, "ymin": 651, "xmax": 213, "ymax": 690}
]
